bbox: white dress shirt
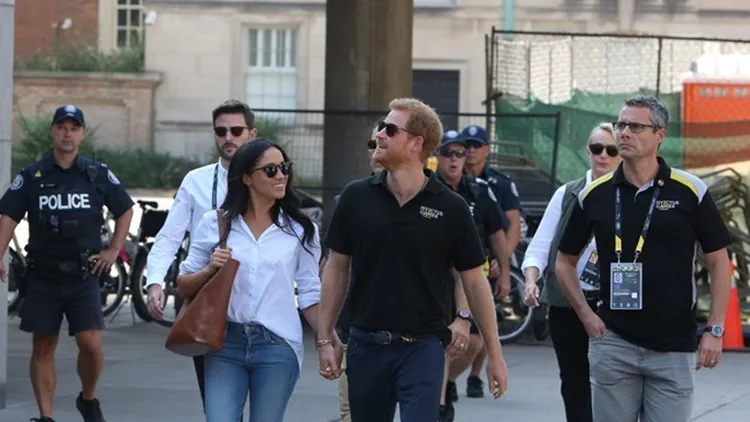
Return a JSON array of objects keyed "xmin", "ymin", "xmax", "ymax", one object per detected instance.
[
  {"xmin": 522, "ymin": 169, "xmax": 596, "ymax": 284},
  {"xmin": 178, "ymin": 210, "xmax": 322, "ymax": 370},
  {"xmin": 146, "ymin": 161, "xmax": 227, "ymax": 287}
]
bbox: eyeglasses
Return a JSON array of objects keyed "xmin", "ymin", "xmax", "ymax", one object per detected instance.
[
  {"xmin": 214, "ymin": 126, "xmax": 247, "ymax": 138},
  {"xmin": 612, "ymin": 121, "xmax": 659, "ymax": 134},
  {"xmin": 439, "ymin": 149, "xmax": 466, "ymax": 159},
  {"xmin": 251, "ymin": 162, "xmax": 293, "ymax": 178},
  {"xmin": 376, "ymin": 120, "xmax": 415, "ymax": 137},
  {"xmin": 367, "ymin": 140, "xmax": 376, "ymax": 150},
  {"xmin": 589, "ymin": 143, "xmax": 619, "ymax": 157},
  {"xmin": 465, "ymin": 140, "xmax": 484, "ymax": 149}
]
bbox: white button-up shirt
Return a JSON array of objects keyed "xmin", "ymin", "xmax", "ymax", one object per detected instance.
[
  {"xmin": 178, "ymin": 210, "xmax": 322, "ymax": 370},
  {"xmin": 522, "ymin": 169, "xmax": 596, "ymax": 284},
  {"xmin": 146, "ymin": 161, "xmax": 227, "ymax": 287}
]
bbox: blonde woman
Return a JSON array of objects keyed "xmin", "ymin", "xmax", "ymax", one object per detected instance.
[{"xmin": 521, "ymin": 123, "xmax": 621, "ymax": 422}]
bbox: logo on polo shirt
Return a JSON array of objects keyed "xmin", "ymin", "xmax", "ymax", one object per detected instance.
[
  {"xmin": 656, "ymin": 200, "xmax": 679, "ymax": 211},
  {"xmin": 419, "ymin": 206, "xmax": 443, "ymax": 220}
]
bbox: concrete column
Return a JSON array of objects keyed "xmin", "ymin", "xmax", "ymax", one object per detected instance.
[
  {"xmin": 0, "ymin": 0, "xmax": 14, "ymax": 410},
  {"xmin": 321, "ymin": 0, "xmax": 413, "ymax": 219},
  {"xmin": 618, "ymin": 0, "xmax": 635, "ymax": 32}
]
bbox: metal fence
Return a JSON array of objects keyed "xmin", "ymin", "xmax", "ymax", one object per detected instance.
[
  {"xmin": 485, "ymin": 29, "xmax": 750, "ymax": 182},
  {"xmin": 251, "ymin": 108, "xmax": 559, "ymax": 194}
]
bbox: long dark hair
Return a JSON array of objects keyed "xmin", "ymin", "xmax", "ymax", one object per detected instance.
[{"xmin": 218, "ymin": 138, "xmax": 316, "ymax": 254}]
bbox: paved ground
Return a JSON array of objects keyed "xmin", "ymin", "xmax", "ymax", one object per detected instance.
[{"xmin": 1, "ymin": 303, "xmax": 750, "ymax": 422}]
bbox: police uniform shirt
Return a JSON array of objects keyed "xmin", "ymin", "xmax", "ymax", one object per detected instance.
[
  {"xmin": 477, "ymin": 164, "xmax": 521, "ymax": 212},
  {"xmin": 146, "ymin": 161, "xmax": 228, "ymax": 287},
  {"xmin": 558, "ymin": 157, "xmax": 731, "ymax": 353},
  {"xmin": 325, "ymin": 169, "xmax": 487, "ymax": 342},
  {"xmin": 436, "ymin": 173, "xmax": 509, "ymax": 251},
  {"xmin": 0, "ymin": 154, "xmax": 135, "ymax": 260}
]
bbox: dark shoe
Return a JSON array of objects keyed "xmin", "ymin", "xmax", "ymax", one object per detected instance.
[
  {"xmin": 438, "ymin": 403, "xmax": 455, "ymax": 422},
  {"xmin": 31, "ymin": 418, "xmax": 56, "ymax": 422},
  {"xmin": 76, "ymin": 392, "xmax": 106, "ymax": 422},
  {"xmin": 466, "ymin": 375, "xmax": 484, "ymax": 398},
  {"xmin": 446, "ymin": 380, "xmax": 458, "ymax": 403}
]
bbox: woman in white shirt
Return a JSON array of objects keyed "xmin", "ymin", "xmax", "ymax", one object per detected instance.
[
  {"xmin": 177, "ymin": 139, "xmax": 323, "ymax": 422},
  {"xmin": 521, "ymin": 123, "xmax": 621, "ymax": 422}
]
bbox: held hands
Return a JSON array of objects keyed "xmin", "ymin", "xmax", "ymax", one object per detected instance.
[
  {"xmin": 446, "ymin": 318, "xmax": 471, "ymax": 361},
  {"xmin": 317, "ymin": 335, "xmax": 345, "ymax": 380},
  {"xmin": 88, "ymin": 247, "xmax": 120, "ymax": 276},
  {"xmin": 209, "ymin": 247, "xmax": 232, "ymax": 270}
]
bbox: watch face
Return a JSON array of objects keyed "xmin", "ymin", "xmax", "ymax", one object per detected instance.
[
  {"xmin": 712, "ymin": 325, "xmax": 724, "ymax": 337},
  {"xmin": 459, "ymin": 309, "xmax": 470, "ymax": 318}
]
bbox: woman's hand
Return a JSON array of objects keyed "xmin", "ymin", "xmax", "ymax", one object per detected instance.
[{"xmin": 209, "ymin": 248, "xmax": 232, "ymax": 270}]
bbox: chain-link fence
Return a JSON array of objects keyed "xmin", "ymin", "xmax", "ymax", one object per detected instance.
[
  {"xmin": 486, "ymin": 29, "xmax": 750, "ymax": 182},
  {"xmin": 252, "ymin": 108, "xmax": 559, "ymax": 200}
]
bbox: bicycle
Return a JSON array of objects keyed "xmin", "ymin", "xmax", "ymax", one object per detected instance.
[
  {"xmin": 128, "ymin": 199, "xmax": 186, "ymax": 327},
  {"xmin": 97, "ymin": 210, "xmax": 130, "ymax": 318}
]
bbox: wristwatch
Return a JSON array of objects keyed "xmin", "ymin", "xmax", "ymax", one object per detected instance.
[
  {"xmin": 704, "ymin": 325, "xmax": 725, "ymax": 338},
  {"xmin": 456, "ymin": 308, "xmax": 472, "ymax": 322}
]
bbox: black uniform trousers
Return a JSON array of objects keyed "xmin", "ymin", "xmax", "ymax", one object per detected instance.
[{"xmin": 548, "ymin": 298, "xmax": 599, "ymax": 422}]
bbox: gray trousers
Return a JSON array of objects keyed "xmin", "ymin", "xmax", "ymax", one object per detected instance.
[{"xmin": 588, "ymin": 329, "xmax": 696, "ymax": 422}]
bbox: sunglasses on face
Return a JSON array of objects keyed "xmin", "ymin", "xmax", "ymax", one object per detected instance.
[
  {"xmin": 214, "ymin": 126, "xmax": 247, "ymax": 138},
  {"xmin": 251, "ymin": 162, "xmax": 293, "ymax": 178},
  {"xmin": 589, "ymin": 143, "xmax": 619, "ymax": 157},
  {"xmin": 376, "ymin": 120, "xmax": 414, "ymax": 137},
  {"xmin": 367, "ymin": 140, "xmax": 376, "ymax": 150},
  {"xmin": 612, "ymin": 121, "xmax": 659, "ymax": 134},
  {"xmin": 439, "ymin": 149, "xmax": 466, "ymax": 159},
  {"xmin": 465, "ymin": 140, "xmax": 484, "ymax": 149}
]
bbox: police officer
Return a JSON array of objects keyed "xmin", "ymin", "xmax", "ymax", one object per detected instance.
[
  {"xmin": 459, "ymin": 123, "xmax": 522, "ymax": 398},
  {"xmin": 0, "ymin": 105, "xmax": 134, "ymax": 422},
  {"xmin": 435, "ymin": 130, "xmax": 512, "ymax": 422}
]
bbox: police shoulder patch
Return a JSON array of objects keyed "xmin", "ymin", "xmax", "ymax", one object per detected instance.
[
  {"xmin": 107, "ymin": 169, "xmax": 121, "ymax": 185},
  {"xmin": 9, "ymin": 173, "xmax": 23, "ymax": 191},
  {"xmin": 475, "ymin": 177, "xmax": 489, "ymax": 186},
  {"xmin": 510, "ymin": 181, "xmax": 519, "ymax": 197}
]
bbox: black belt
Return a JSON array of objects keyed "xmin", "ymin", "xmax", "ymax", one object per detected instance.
[{"xmin": 349, "ymin": 327, "xmax": 435, "ymax": 345}]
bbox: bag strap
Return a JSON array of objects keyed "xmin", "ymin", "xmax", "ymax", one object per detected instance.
[{"xmin": 216, "ymin": 209, "xmax": 228, "ymax": 249}]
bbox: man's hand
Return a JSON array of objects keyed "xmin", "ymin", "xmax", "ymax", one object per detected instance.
[
  {"xmin": 696, "ymin": 332, "xmax": 722, "ymax": 370},
  {"xmin": 89, "ymin": 247, "xmax": 119, "ymax": 276},
  {"xmin": 317, "ymin": 336, "xmax": 344, "ymax": 380},
  {"xmin": 485, "ymin": 354, "xmax": 509, "ymax": 399},
  {"xmin": 490, "ymin": 259, "xmax": 501, "ymax": 280},
  {"xmin": 446, "ymin": 318, "xmax": 471, "ymax": 361},
  {"xmin": 524, "ymin": 283, "xmax": 540, "ymax": 307},
  {"xmin": 147, "ymin": 284, "xmax": 166, "ymax": 320},
  {"xmin": 581, "ymin": 311, "xmax": 607, "ymax": 338},
  {"xmin": 494, "ymin": 270, "xmax": 510, "ymax": 299}
]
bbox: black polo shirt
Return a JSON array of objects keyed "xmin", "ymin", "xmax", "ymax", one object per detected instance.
[
  {"xmin": 558, "ymin": 157, "xmax": 730, "ymax": 352},
  {"xmin": 325, "ymin": 169, "xmax": 486, "ymax": 340}
]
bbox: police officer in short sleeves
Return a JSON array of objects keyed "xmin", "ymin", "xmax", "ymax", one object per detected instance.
[{"xmin": 0, "ymin": 105, "xmax": 134, "ymax": 422}]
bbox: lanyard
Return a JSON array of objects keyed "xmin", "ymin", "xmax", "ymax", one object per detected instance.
[
  {"xmin": 212, "ymin": 164, "xmax": 219, "ymax": 210},
  {"xmin": 614, "ymin": 185, "xmax": 661, "ymax": 263}
]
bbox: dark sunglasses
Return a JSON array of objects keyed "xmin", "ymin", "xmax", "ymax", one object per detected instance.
[
  {"xmin": 376, "ymin": 120, "xmax": 415, "ymax": 137},
  {"xmin": 588, "ymin": 143, "xmax": 618, "ymax": 157},
  {"xmin": 214, "ymin": 126, "xmax": 247, "ymax": 137},
  {"xmin": 439, "ymin": 149, "xmax": 466, "ymax": 159},
  {"xmin": 367, "ymin": 140, "xmax": 377, "ymax": 150},
  {"xmin": 251, "ymin": 162, "xmax": 293, "ymax": 178},
  {"xmin": 465, "ymin": 140, "xmax": 484, "ymax": 149}
]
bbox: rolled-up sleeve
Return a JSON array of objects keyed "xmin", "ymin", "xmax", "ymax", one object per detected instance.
[
  {"xmin": 178, "ymin": 211, "xmax": 217, "ymax": 276},
  {"xmin": 296, "ymin": 223, "xmax": 322, "ymax": 310},
  {"xmin": 521, "ymin": 185, "xmax": 565, "ymax": 278},
  {"xmin": 146, "ymin": 178, "xmax": 195, "ymax": 286}
]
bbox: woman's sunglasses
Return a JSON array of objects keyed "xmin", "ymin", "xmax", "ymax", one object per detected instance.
[
  {"xmin": 589, "ymin": 143, "xmax": 618, "ymax": 157},
  {"xmin": 376, "ymin": 120, "xmax": 415, "ymax": 137},
  {"xmin": 214, "ymin": 126, "xmax": 247, "ymax": 138},
  {"xmin": 251, "ymin": 162, "xmax": 293, "ymax": 178}
]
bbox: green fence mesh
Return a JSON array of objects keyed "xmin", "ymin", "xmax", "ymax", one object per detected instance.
[{"xmin": 494, "ymin": 90, "xmax": 685, "ymax": 183}]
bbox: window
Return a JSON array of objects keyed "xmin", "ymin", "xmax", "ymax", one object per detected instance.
[
  {"xmin": 116, "ymin": 0, "xmax": 144, "ymax": 48},
  {"xmin": 245, "ymin": 28, "xmax": 298, "ymax": 121}
]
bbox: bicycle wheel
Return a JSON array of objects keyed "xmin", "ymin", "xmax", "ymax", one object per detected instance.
[
  {"xmin": 129, "ymin": 247, "xmax": 154, "ymax": 322},
  {"xmin": 154, "ymin": 246, "xmax": 187, "ymax": 328},
  {"xmin": 497, "ymin": 266, "xmax": 535, "ymax": 343},
  {"xmin": 8, "ymin": 247, "xmax": 25, "ymax": 314},
  {"xmin": 100, "ymin": 258, "xmax": 127, "ymax": 317}
]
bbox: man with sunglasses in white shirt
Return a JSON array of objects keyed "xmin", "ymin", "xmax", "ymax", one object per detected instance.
[{"xmin": 145, "ymin": 99, "xmax": 257, "ymax": 415}]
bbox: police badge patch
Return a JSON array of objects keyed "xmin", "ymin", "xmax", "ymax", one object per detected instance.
[
  {"xmin": 9, "ymin": 174, "xmax": 23, "ymax": 191},
  {"xmin": 107, "ymin": 170, "xmax": 121, "ymax": 185}
]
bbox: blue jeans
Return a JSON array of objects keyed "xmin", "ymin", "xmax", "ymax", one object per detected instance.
[
  {"xmin": 204, "ymin": 322, "xmax": 300, "ymax": 422},
  {"xmin": 347, "ymin": 327, "xmax": 445, "ymax": 422}
]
